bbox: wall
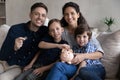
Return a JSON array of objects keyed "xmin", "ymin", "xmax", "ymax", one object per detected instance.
[{"xmin": 6, "ymin": 0, "xmax": 120, "ymax": 32}]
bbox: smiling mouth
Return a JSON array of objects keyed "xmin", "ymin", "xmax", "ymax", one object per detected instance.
[
  {"xmin": 36, "ymin": 20, "xmax": 42, "ymax": 23},
  {"xmin": 54, "ymin": 35, "xmax": 59, "ymax": 37},
  {"xmin": 79, "ymin": 42, "xmax": 84, "ymax": 44},
  {"xmin": 68, "ymin": 20, "xmax": 73, "ymax": 23}
]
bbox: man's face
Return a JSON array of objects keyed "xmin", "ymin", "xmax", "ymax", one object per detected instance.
[{"xmin": 30, "ymin": 7, "xmax": 47, "ymax": 27}]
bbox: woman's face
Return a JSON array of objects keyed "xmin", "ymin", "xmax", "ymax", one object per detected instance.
[{"xmin": 64, "ymin": 7, "xmax": 80, "ymax": 26}]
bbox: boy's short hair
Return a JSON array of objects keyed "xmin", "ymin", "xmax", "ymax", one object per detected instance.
[
  {"xmin": 48, "ymin": 19, "xmax": 62, "ymax": 30},
  {"xmin": 31, "ymin": 2, "xmax": 48, "ymax": 13},
  {"xmin": 74, "ymin": 24, "xmax": 92, "ymax": 40}
]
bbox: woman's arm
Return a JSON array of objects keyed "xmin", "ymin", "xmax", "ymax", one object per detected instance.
[
  {"xmin": 33, "ymin": 60, "xmax": 59, "ymax": 75},
  {"xmin": 83, "ymin": 51, "xmax": 103, "ymax": 59}
]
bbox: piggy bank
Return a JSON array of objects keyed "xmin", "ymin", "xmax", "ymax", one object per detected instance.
[{"xmin": 60, "ymin": 48, "xmax": 74, "ymax": 64}]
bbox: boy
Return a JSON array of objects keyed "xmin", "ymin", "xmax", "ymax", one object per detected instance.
[
  {"xmin": 15, "ymin": 19, "xmax": 70, "ymax": 80},
  {"xmin": 71, "ymin": 24, "xmax": 105, "ymax": 80}
]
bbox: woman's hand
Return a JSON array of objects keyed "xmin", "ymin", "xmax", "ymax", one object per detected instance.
[{"xmin": 71, "ymin": 53, "xmax": 85, "ymax": 65}]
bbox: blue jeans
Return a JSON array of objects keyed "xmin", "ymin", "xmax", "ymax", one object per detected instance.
[
  {"xmin": 45, "ymin": 62, "xmax": 77, "ymax": 80},
  {"xmin": 75, "ymin": 64, "xmax": 106, "ymax": 80}
]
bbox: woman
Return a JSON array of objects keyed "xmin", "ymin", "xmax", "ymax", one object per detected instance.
[{"xmin": 39, "ymin": 2, "xmax": 105, "ymax": 80}]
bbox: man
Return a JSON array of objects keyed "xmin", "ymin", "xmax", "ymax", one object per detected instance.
[{"xmin": 0, "ymin": 2, "xmax": 48, "ymax": 80}]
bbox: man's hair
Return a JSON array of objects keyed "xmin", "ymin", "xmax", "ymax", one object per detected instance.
[{"xmin": 31, "ymin": 2, "xmax": 48, "ymax": 13}]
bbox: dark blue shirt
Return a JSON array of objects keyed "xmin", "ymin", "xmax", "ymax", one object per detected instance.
[
  {"xmin": 0, "ymin": 21, "xmax": 48, "ymax": 67},
  {"xmin": 36, "ymin": 35, "xmax": 68, "ymax": 66}
]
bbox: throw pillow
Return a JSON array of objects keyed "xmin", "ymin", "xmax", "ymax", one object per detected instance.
[
  {"xmin": 97, "ymin": 30, "xmax": 120, "ymax": 79},
  {"xmin": 90, "ymin": 27, "xmax": 100, "ymax": 38}
]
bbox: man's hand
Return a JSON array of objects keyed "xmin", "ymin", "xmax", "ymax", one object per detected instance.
[
  {"xmin": 14, "ymin": 37, "xmax": 27, "ymax": 51},
  {"xmin": 23, "ymin": 64, "xmax": 32, "ymax": 71},
  {"xmin": 33, "ymin": 67, "xmax": 46, "ymax": 75}
]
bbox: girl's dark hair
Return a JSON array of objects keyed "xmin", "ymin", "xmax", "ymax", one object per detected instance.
[
  {"xmin": 31, "ymin": 2, "xmax": 48, "ymax": 13},
  {"xmin": 74, "ymin": 24, "xmax": 92, "ymax": 40},
  {"xmin": 48, "ymin": 19, "xmax": 62, "ymax": 29},
  {"xmin": 61, "ymin": 2, "xmax": 87, "ymax": 27}
]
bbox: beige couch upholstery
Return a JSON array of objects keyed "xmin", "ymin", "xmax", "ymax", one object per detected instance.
[
  {"xmin": 97, "ymin": 31, "xmax": 120, "ymax": 80},
  {"xmin": 0, "ymin": 24, "xmax": 10, "ymax": 49},
  {"xmin": 0, "ymin": 24, "xmax": 21, "ymax": 80},
  {"xmin": 0, "ymin": 24, "xmax": 120, "ymax": 80}
]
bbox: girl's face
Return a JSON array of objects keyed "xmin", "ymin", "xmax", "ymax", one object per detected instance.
[
  {"xmin": 49, "ymin": 22, "xmax": 64, "ymax": 42},
  {"xmin": 64, "ymin": 7, "xmax": 80, "ymax": 26},
  {"xmin": 76, "ymin": 32, "xmax": 89, "ymax": 47},
  {"xmin": 30, "ymin": 7, "xmax": 47, "ymax": 28}
]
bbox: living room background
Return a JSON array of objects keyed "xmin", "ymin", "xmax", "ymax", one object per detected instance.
[{"xmin": 6, "ymin": 0, "xmax": 120, "ymax": 32}]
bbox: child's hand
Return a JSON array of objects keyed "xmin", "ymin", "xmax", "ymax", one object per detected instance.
[{"xmin": 58, "ymin": 44, "xmax": 70, "ymax": 49}]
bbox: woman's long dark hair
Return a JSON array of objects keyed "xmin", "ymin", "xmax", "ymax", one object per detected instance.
[{"xmin": 61, "ymin": 2, "xmax": 88, "ymax": 27}]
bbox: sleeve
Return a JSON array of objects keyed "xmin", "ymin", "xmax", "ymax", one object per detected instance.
[
  {"xmin": 90, "ymin": 37, "xmax": 104, "ymax": 54},
  {"xmin": 0, "ymin": 26, "xmax": 18, "ymax": 60},
  {"xmin": 40, "ymin": 34, "xmax": 53, "ymax": 42},
  {"xmin": 62, "ymin": 40, "xmax": 69, "ymax": 45}
]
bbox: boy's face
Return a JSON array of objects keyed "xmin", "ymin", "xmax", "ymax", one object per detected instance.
[
  {"xmin": 76, "ymin": 32, "xmax": 89, "ymax": 47},
  {"xmin": 30, "ymin": 7, "xmax": 47, "ymax": 28},
  {"xmin": 49, "ymin": 22, "xmax": 64, "ymax": 42}
]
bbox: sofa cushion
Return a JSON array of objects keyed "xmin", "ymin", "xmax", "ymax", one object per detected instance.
[
  {"xmin": 0, "ymin": 24, "xmax": 10, "ymax": 49},
  {"xmin": 0, "ymin": 66, "xmax": 21, "ymax": 80},
  {"xmin": 90, "ymin": 27, "xmax": 100, "ymax": 38},
  {"xmin": 97, "ymin": 30, "xmax": 120, "ymax": 79}
]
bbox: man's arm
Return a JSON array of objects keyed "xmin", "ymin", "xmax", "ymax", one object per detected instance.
[
  {"xmin": 33, "ymin": 60, "xmax": 59, "ymax": 75},
  {"xmin": 23, "ymin": 51, "xmax": 40, "ymax": 71}
]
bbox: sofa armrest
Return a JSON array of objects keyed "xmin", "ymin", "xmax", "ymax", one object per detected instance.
[{"xmin": 0, "ymin": 24, "xmax": 10, "ymax": 49}]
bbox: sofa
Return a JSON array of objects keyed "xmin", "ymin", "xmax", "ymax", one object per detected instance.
[
  {"xmin": 97, "ymin": 31, "xmax": 120, "ymax": 80},
  {"xmin": 0, "ymin": 24, "xmax": 120, "ymax": 80}
]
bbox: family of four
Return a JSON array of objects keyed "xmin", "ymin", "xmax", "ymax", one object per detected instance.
[{"xmin": 0, "ymin": 2, "xmax": 105, "ymax": 80}]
